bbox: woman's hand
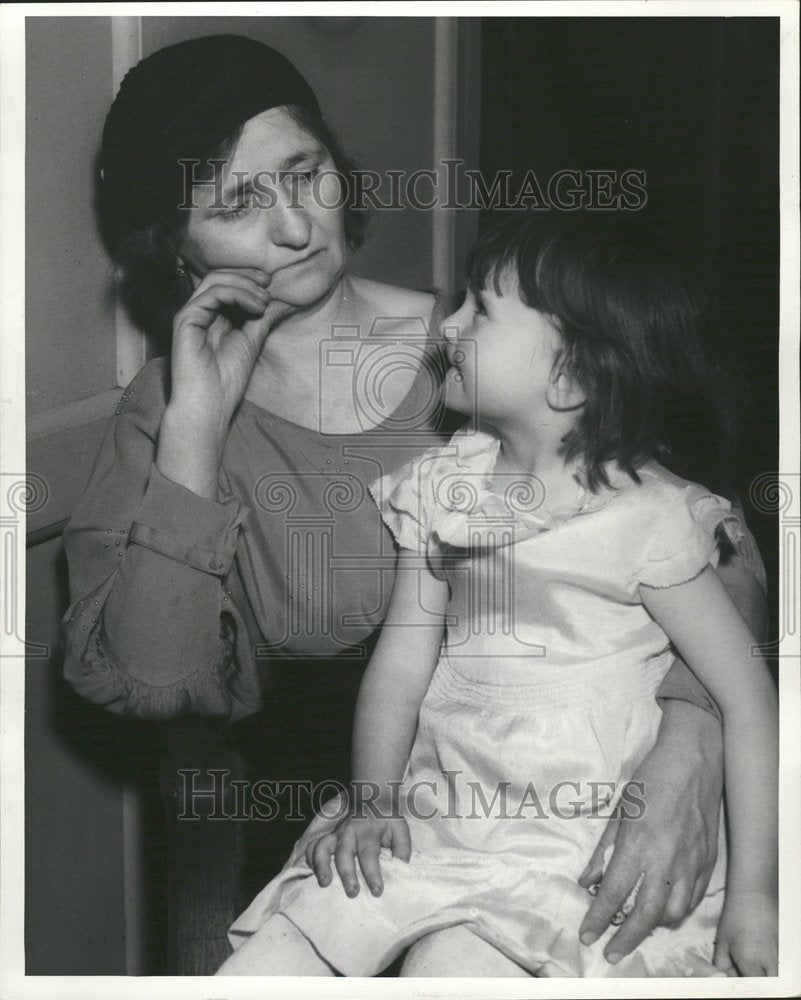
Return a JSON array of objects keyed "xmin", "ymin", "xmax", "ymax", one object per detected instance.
[
  {"xmin": 577, "ymin": 699, "xmax": 723, "ymax": 964},
  {"xmin": 157, "ymin": 268, "xmax": 293, "ymax": 498},
  {"xmin": 169, "ymin": 267, "xmax": 292, "ymax": 424},
  {"xmin": 713, "ymin": 888, "xmax": 778, "ymax": 976},
  {"xmin": 305, "ymin": 811, "xmax": 412, "ymax": 899}
]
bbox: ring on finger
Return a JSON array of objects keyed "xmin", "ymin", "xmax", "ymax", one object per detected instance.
[{"xmin": 611, "ymin": 872, "xmax": 646, "ymax": 924}]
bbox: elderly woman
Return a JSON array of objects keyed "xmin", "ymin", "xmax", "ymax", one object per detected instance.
[{"xmin": 62, "ymin": 34, "xmax": 766, "ymax": 976}]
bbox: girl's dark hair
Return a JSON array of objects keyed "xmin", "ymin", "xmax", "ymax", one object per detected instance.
[
  {"xmin": 110, "ymin": 105, "xmax": 368, "ymax": 353},
  {"xmin": 468, "ymin": 214, "xmax": 737, "ymax": 497}
]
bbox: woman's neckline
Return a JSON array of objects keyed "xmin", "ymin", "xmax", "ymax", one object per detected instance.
[
  {"xmin": 237, "ymin": 391, "xmax": 426, "ymax": 438},
  {"xmin": 237, "ymin": 343, "xmax": 440, "ymax": 440},
  {"xmin": 237, "ymin": 291, "xmax": 445, "ymax": 439}
]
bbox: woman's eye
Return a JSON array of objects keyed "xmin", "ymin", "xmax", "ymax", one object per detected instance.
[
  {"xmin": 220, "ymin": 204, "xmax": 248, "ymax": 222},
  {"xmin": 474, "ymin": 300, "xmax": 486, "ymax": 316},
  {"xmin": 289, "ymin": 165, "xmax": 321, "ymax": 185}
]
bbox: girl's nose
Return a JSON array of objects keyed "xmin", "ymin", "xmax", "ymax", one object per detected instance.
[{"xmin": 439, "ymin": 308, "xmax": 462, "ymax": 343}]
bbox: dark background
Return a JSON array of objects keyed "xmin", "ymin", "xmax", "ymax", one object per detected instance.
[{"xmin": 480, "ymin": 17, "xmax": 780, "ymax": 637}]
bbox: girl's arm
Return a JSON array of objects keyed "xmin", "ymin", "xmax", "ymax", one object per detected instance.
[
  {"xmin": 640, "ymin": 566, "xmax": 778, "ymax": 976},
  {"xmin": 655, "ymin": 518, "xmax": 768, "ymax": 720},
  {"xmin": 578, "ymin": 527, "xmax": 769, "ymax": 962},
  {"xmin": 352, "ymin": 550, "xmax": 449, "ymax": 794},
  {"xmin": 309, "ymin": 549, "xmax": 449, "ymax": 897}
]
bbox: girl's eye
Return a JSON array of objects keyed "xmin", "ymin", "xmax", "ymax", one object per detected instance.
[{"xmin": 473, "ymin": 299, "xmax": 486, "ymax": 316}]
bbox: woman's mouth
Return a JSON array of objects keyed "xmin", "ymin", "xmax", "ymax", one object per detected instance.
[{"xmin": 273, "ymin": 249, "xmax": 322, "ymax": 274}]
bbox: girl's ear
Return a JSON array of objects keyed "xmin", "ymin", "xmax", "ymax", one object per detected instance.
[{"xmin": 547, "ymin": 357, "xmax": 586, "ymax": 411}]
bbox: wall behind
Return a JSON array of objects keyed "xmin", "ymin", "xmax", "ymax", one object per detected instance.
[{"xmin": 25, "ymin": 17, "xmax": 117, "ymax": 416}]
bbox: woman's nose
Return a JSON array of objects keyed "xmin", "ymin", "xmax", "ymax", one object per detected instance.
[{"xmin": 269, "ymin": 185, "xmax": 312, "ymax": 248}]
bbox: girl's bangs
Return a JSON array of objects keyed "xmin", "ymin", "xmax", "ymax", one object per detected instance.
[{"xmin": 467, "ymin": 222, "xmax": 531, "ymax": 297}]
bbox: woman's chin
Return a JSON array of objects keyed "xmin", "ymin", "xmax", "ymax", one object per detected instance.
[{"xmin": 268, "ymin": 261, "xmax": 343, "ymax": 309}]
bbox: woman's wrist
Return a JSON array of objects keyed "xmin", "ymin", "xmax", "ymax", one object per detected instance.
[
  {"xmin": 657, "ymin": 696, "xmax": 723, "ymax": 763},
  {"xmin": 157, "ymin": 405, "xmax": 229, "ymax": 500}
]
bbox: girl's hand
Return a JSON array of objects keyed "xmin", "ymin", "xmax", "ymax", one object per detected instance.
[
  {"xmin": 714, "ymin": 889, "xmax": 778, "ymax": 976},
  {"xmin": 168, "ymin": 267, "xmax": 294, "ymax": 429},
  {"xmin": 305, "ymin": 813, "xmax": 412, "ymax": 899}
]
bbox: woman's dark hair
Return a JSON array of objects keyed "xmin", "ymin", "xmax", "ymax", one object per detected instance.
[
  {"xmin": 109, "ymin": 104, "xmax": 368, "ymax": 352},
  {"xmin": 468, "ymin": 214, "xmax": 737, "ymax": 497}
]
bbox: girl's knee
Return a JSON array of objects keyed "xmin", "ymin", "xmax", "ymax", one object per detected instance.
[
  {"xmin": 401, "ymin": 925, "xmax": 529, "ymax": 977},
  {"xmin": 215, "ymin": 913, "xmax": 335, "ymax": 976}
]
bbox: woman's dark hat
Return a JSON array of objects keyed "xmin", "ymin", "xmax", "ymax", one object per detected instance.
[{"xmin": 100, "ymin": 34, "xmax": 321, "ymax": 241}]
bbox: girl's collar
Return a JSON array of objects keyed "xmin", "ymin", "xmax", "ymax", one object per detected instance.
[{"xmin": 431, "ymin": 427, "xmax": 638, "ymax": 547}]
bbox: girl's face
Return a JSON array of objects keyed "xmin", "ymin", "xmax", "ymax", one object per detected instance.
[
  {"xmin": 178, "ymin": 107, "xmax": 347, "ymax": 308},
  {"xmin": 440, "ymin": 269, "xmax": 565, "ymax": 428}
]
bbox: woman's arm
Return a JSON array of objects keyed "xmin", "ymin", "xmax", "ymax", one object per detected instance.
[
  {"xmin": 61, "ymin": 360, "xmax": 260, "ymax": 721},
  {"xmin": 309, "ymin": 549, "xmax": 449, "ymax": 896},
  {"xmin": 641, "ymin": 566, "xmax": 778, "ymax": 975},
  {"xmin": 62, "ymin": 269, "xmax": 294, "ymax": 720}
]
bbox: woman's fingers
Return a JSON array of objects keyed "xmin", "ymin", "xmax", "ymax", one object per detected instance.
[
  {"xmin": 659, "ymin": 876, "xmax": 694, "ymax": 928},
  {"xmin": 599, "ymin": 873, "xmax": 671, "ymax": 963},
  {"xmin": 186, "ymin": 266, "xmax": 271, "ymax": 294},
  {"xmin": 178, "ymin": 281, "xmax": 269, "ymax": 328},
  {"xmin": 577, "ymin": 820, "xmax": 617, "ymax": 889},
  {"xmin": 579, "ymin": 850, "xmax": 645, "ymax": 948},
  {"xmin": 713, "ymin": 940, "xmax": 737, "ymax": 976}
]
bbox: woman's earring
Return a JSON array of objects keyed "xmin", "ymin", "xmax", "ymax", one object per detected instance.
[{"xmin": 176, "ymin": 263, "xmax": 188, "ymax": 279}]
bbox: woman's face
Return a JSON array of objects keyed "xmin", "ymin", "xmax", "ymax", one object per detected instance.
[{"xmin": 178, "ymin": 107, "xmax": 347, "ymax": 308}]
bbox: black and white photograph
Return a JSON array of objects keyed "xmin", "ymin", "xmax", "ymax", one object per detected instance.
[{"xmin": 1, "ymin": 3, "xmax": 799, "ymax": 996}]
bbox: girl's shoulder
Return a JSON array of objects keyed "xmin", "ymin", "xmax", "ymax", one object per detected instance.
[
  {"xmin": 624, "ymin": 461, "xmax": 744, "ymax": 589},
  {"xmin": 628, "ymin": 460, "xmax": 729, "ymax": 514},
  {"xmin": 367, "ymin": 427, "xmax": 485, "ymax": 551}
]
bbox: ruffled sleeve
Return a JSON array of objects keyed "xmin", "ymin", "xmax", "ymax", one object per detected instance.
[
  {"xmin": 638, "ymin": 484, "xmax": 744, "ymax": 589},
  {"xmin": 368, "ymin": 447, "xmax": 442, "ymax": 554}
]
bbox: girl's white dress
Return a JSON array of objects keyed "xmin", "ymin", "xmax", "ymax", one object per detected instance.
[{"xmin": 228, "ymin": 428, "xmax": 742, "ymax": 977}]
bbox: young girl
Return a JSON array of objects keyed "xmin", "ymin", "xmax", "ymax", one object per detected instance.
[{"xmin": 218, "ymin": 217, "xmax": 778, "ymax": 978}]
